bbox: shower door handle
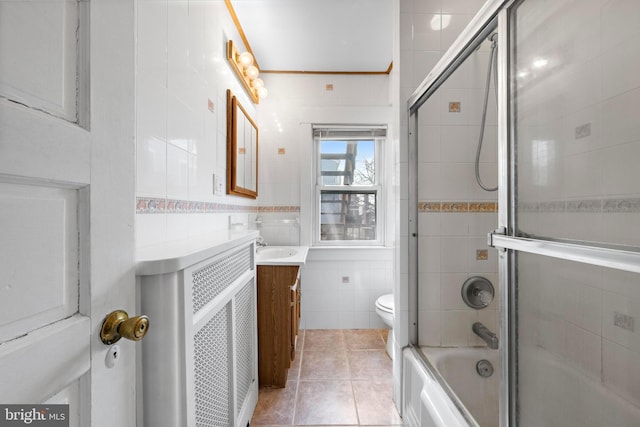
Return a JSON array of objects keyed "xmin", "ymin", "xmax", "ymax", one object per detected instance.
[{"xmin": 488, "ymin": 227, "xmax": 506, "ymax": 248}]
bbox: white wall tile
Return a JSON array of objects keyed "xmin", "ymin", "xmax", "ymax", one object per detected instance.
[
  {"xmin": 440, "ymin": 163, "xmax": 472, "ymax": 200},
  {"xmin": 603, "ymin": 290, "xmax": 640, "ymax": 354},
  {"xmin": 165, "ymin": 213, "xmax": 188, "ymax": 243},
  {"xmin": 166, "ymin": 144, "xmax": 189, "ymax": 199},
  {"xmin": 439, "ymin": 14, "xmax": 472, "ymax": 51},
  {"xmin": 566, "ymin": 323, "xmax": 602, "ymax": 381},
  {"xmin": 440, "ymin": 212, "xmax": 469, "ymax": 236},
  {"xmin": 603, "ymin": 339, "xmax": 640, "ymax": 407},
  {"xmin": 601, "ymin": 0, "xmax": 640, "ymax": 51},
  {"xmin": 418, "ymin": 212, "xmax": 441, "ymax": 236},
  {"xmin": 136, "ymin": 136, "xmax": 167, "ymax": 197},
  {"xmin": 440, "ymin": 237, "xmax": 469, "ymax": 273},
  {"xmin": 418, "ymin": 310, "xmax": 441, "ymax": 346},
  {"xmin": 440, "ymin": 125, "xmax": 474, "ymax": 162},
  {"xmin": 418, "ymin": 236, "xmax": 441, "ymax": 273},
  {"xmin": 414, "ymin": 0, "xmax": 441, "ymax": 14},
  {"xmin": 418, "ymin": 125, "xmax": 441, "ymax": 163},
  {"xmin": 413, "ymin": 14, "xmax": 442, "ymax": 51},
  {"xmin": 441, "ymin": 310, "xmax": 471, "ymax": 346},
  {"xmin": 136, "ymin": 213, "xmax": 166, "ymax": 248},
  {"xmin": 137, "ymin": 0, "xmax": 168, "ymax": 87},
  {"xmin": 440, "ymin": 273, "xmax": 468, "ymax": 310},
  {"xmin": 418, "ymin": 272, "xmax": 441, "ymax": 310},
  {"xmin": 602, "ymin": 38, "xmax": 640, "ymax": 100}
]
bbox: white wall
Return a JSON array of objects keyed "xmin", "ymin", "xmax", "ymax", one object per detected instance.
[
  {"xmin": 135, "ymin": 0, "xmax": 395, "ymax": 327},
  {"xmin": 257, "ymin": 72, "xmax": 394, "ymax": 329},
  {"xmin": 135, "ymin": 0, "xmax": 258, "ymax": 248}
]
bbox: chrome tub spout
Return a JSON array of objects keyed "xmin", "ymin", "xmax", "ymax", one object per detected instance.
[{"xmin": 472, "ymin": 322, "xmax": 499, "ymax": 349}]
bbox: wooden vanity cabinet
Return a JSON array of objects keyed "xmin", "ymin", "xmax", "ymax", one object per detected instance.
[{"xmin": 256, "ymin": 265, "xmax": 301, "ymax": 388}]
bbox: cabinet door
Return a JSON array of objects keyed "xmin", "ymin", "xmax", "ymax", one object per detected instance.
[{"xmin": 257, "ymin": 265, "xmax": 299, "ymax": 387}]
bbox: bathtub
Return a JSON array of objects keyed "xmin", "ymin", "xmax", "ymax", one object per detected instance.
[
  {"xmin": 402, "ymin": 346, "xmax": 499, "ymax": 427},
  {"xmin": 517, "ymin": 349, "xmax": 640, "ymax": 426}
]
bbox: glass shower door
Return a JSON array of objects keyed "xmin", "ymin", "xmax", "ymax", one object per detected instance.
[{"xmin": 494, "ymin": 0, "xmax": 640, "ymax": 425}]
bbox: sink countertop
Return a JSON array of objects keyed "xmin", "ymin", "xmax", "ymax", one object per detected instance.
[{"xmin": 256, "ymin": 246, "xmax": 309, "ymax": 266}]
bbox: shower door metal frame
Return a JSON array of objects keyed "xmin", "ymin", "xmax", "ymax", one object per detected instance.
[
  {"xmin": 407, "ymin": 0, "xmax": 513, "ymax": 425},
  {"xmin": 409, "ymin": 0, "xmax": 640, "ymax": 425},
  {"xmin": 491, "ymin": 0, "xmax": 640, "ymax": 426}
]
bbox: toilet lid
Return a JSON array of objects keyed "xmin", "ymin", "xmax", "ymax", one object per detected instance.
[{"xmin": 377, "ymin": 294, "xmax": 394, "ymax": 311}]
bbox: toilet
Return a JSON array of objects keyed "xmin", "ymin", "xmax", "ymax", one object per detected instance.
[{"xmin": 375, "ymin": 293, "xmax": 394, "ymax": 358}]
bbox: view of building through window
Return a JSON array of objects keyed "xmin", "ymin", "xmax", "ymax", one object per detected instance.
[{"xmin": 316, "ymin": 136, "xmax": 381, "ymax": 242}]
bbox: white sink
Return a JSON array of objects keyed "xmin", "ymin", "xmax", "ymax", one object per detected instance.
[
  {"xmin": 255, "ymin": 246, "xmax": 309, "ymax": 265},
  {"xmin": 257, "ymin": 247, "xmax": 297, "ymax": 259}
]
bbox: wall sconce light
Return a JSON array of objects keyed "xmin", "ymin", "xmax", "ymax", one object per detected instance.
[{"xmin": 227, "ymin": 40, "xmax": 268, "ymax": 104}]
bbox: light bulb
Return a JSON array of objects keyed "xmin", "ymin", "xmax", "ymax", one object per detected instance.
[
  {"xmin": 251, "ymin": 78, "xmax": 264, "ymax": 89},
  {"xmin": 245, "ymin": 65, "xmax": 259, "ymax": 80},
  {"xmin": 257, "ymin": 87, "xmax": 268, "ymax": 98},
  {"xmin": 238, "ymin": 51, "xmax": 254, "ymax": 68}
]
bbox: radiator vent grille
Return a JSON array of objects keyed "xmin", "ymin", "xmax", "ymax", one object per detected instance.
[
  {"xmin": 192, "ymin": 247, "xmax": 252, "ymax": 313},
  {"xmin": 194, "ymin": 305, "xmax": 231, "ymax": 427},
  {"xmin": 234, "ymin": 280, "xmax": 255, "ymax": 415}
]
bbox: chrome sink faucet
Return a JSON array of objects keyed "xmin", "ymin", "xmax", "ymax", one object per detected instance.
[
  {"xmin": 472, "ymin": 322, "xmax": 499, "ymax": 349},
  {"xmin": 256, "ymin": 236, "xmax": 268, "ymax": 248}
]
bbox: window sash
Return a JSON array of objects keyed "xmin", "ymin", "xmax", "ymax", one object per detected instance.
[{"xmin": 313, "ymin": 126, "xmax": 386, "ymax": 246}]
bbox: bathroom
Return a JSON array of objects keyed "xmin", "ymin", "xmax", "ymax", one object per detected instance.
[{"xmin": 1, "ymin": 0, "xmax": 640, "ymax": 426}]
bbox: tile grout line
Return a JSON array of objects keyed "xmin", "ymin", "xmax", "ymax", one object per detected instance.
[
  {"xmin": 290, "ymin": 330, "xmax": 304, "ymax": 426},
  {"xmin": 343, "ymin": 330, "xmax": 363, "ymax": 426}
]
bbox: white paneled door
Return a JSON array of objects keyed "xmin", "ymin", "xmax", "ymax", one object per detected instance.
[{"xmin": 0, "ymin": 1, "xmax": 136, "ymax": 426}]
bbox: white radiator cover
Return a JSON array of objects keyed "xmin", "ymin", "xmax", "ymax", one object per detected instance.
[{"xmin": 138, "ymin": 236, "xmax": 258, "ymax": 427}]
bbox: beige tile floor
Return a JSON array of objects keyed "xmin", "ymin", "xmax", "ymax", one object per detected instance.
[{"xmin": 251, "ymin": 329, "xmax": 402, "ymax": 426}]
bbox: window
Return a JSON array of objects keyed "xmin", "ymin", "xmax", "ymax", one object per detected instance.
[{"xmin": 313, "ymin": 126, "xmax": 386, "ymax": 245}]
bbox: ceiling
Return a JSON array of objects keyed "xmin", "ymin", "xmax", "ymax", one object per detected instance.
[{"xmin": 230, "ymin": 0, "xmax": 394, "ymax": 73}]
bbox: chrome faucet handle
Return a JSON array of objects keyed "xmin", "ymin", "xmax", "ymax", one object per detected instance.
[{"xmin": 256, "ymin": 236, "xmax": 267, "ymax": 247}]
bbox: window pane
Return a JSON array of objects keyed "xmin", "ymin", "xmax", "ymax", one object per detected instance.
[
  {"xmin": 320, "ymin": 140, "xmax": 375, "ymax": 186},
  {"xmin": 320, "ymin": 191, "xmax": 376, "ymax": 241}
]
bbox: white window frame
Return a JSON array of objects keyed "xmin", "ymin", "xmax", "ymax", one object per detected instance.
[{"xmin": 312, "ymin": 125, "xmax": 386, "ymax": 246}]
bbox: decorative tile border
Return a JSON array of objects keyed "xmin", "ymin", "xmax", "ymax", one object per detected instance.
[
  {"xmin": 520, "ymin": 197, "xmax": 640, "ymax": 213},
  {"xmin": 419, "ymin": 197, "xmax": 640, "ymax": 214},
  {"xmin": 418, "ymin": 201, "xmax": 498, "ymax": 213},
  {"xmin": 257, "ymin": 205, "xmax": 300, "ymax": 213},
  {"xmin": 136, "ymin": 197, "xmax": 300, "ymax": 214}
]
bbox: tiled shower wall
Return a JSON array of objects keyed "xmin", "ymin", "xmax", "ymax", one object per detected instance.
[
  {"xmin": 398, "ymin": 0, "xmax": 496, "ymax": 351},
  {"xmin": 135, "ymin": 0, "xmax": 258, "ymax": 247},
  {"xmin": 415, "ymin": 36, "xmax": 500, "ymax": 347}
]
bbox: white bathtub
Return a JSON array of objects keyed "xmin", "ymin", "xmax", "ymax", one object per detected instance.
[
  {"xmin": 402, "ymin": 347, "xmax": 499, "ymax": 427},
  {"xmin": 518, "ymin": 349, "xmax": 640, "ymax": 426}
]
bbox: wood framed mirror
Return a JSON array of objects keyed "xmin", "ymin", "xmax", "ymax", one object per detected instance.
[{"xmin": 227, "ymin": 89, "xmax": 258, "ymax": 198}]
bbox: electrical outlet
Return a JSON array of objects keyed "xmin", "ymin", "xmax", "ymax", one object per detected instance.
[
  {"xmin": 341, "ymin": 276, "xmax": 350, "ymax": 284},
  {"xmin": 213, "ymin": 173, "xmax": 224, "ymax": 195}
]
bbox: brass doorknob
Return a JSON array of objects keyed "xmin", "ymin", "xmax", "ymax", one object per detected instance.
[{"xmin": 100, "ymin": 310, "xmax": 150, "ymax": 345}]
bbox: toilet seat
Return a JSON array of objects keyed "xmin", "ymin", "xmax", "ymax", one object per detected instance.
[
  {"xmin": 376, "ymin": 294, "xmax": 394, "ymax": 314},
  {"xmin": 375, "ymin": 293, "xmax": 394, "ymax": 359}
]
